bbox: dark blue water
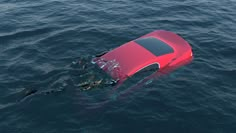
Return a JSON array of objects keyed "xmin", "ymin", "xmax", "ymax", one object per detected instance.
[{"xmin": 1, "ymin": 0, "xmax": 236, "ymax": 132}]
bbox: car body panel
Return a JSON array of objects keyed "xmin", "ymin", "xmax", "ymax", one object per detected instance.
[{"xmin": 92, "ymin": 30, "xmax": 193, "ymax": 81}]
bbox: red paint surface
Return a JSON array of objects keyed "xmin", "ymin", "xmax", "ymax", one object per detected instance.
[{"xmin": 93, "ymin": 30, "xmax": 193, "ymax": 81}]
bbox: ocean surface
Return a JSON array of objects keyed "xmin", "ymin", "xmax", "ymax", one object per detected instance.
[{"xmin": 0, "ymin": 0, "xmax": 236, "ymax": 133}]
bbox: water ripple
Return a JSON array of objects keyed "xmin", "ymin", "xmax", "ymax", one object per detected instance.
[{"xmin": 0, "ymin": 0, "xmax": 236, "ymax": 132}]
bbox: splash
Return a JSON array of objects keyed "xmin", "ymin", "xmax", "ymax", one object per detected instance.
[{"xmin": 91, "ymin": 57, "xmax": 126, "ymax": 82}]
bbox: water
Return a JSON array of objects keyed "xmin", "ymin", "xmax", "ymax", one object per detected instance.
[{"xmin": 1, "ymin": 0, "xmax": 236, "ymax": 132}]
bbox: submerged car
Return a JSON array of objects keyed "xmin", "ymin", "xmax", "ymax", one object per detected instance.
[{"xmin": 92, "ymin": 30, "xmax": 193, "ymax": 82}]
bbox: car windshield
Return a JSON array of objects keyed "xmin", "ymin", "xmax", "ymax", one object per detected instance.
[{"xmin": 134, "ymin": 37, "xmax": 174, "ymax": 56}]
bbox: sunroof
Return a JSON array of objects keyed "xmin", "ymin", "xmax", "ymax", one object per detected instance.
[{"xmin": 134, "ymin": 37, "xmax": 174, "ymax": 56}]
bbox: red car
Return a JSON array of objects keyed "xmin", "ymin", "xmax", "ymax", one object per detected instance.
[{"xmin": 92, "ymin": 30, "xmax": 193, "ymax": 82}]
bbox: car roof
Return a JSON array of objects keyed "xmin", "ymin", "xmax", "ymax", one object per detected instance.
[
  {"xmin": 134, "ymin": 37, "xmax": 174, "ymax": 56},
  {"xmin": 101, "ymin": 41, "xmax": 157, "ymax": 77}
]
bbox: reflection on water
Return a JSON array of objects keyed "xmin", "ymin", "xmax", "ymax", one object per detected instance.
[
  {"xmin": 111, "ymin": 56, "xmax": 193, "ymax": 100},
  {"xmin": 1, "ymin": 0, "xmax": 236, "ymax": 132}
]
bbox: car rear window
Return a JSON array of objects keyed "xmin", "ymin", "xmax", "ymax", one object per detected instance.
[{"xmin": 134, "ymin": 37, "xmax": 174, "ymax": 56}]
